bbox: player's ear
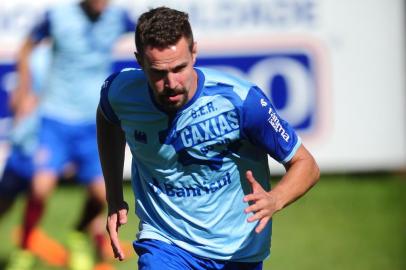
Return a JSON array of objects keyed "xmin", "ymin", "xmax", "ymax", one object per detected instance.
[
  {"xmin": 134, "ymin": 51, "xmax": 144, "ymax": 68},
  {"xmin": 191, "ymin": 42, "xmax": 197, "ymax": 65}
]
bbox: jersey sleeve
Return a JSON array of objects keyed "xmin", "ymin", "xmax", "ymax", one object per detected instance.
[
  {"xmin": 241, "ymin": 86, "xmax": 301, "ymax": 163},
  {"xmin": 99, "ymin": 72, "xmax": 121, "ymax": 125},
  {"xmin": 30, "ymin": 11, "xmax": 51, "ymax": 43}
]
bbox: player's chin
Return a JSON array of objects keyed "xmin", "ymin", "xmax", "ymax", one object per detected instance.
[
  {"xmin": 165, "ymin": 102, "xmax": 183, "ymax": 112},
  {"xmin": 162, "ymin": 96, "xmax": 186, "ymax": 111}
]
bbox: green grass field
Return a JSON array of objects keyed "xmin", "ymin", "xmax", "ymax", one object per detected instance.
[{"xmin": 0, "ymin": 173, "xmax": 405, "ymax": 270}]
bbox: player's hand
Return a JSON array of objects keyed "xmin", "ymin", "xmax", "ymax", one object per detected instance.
[
  {"xmin": 106, "ymin": 201, "xmax": 129, "ymax": 261},
  {"xmin": 243, "ymin": 170, "xmax": 280, "ymax": 234},
  {"xmin": 9, "ymin": 88, "xmax": 37, "ymax": 122}
]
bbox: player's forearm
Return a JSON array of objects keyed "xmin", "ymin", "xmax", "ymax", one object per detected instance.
[
  {"xmin": 10, "ymin": 38, "xmax": 35, "ymax": 113},
  {"xmin": 270, "ymin": 145, "xmax": 320, "ymax": 211},
  {"xmin": 16, "ymin": 38, "xmax": 35, "ymax": 91},
  {"xmin": 96, "ymin": 107, "xmax": 127, "ymax": 212}
]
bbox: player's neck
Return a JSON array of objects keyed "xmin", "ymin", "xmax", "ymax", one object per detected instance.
[{"xmin": 80, "ymin": 1, "xmax": 102, "ymax": 23}]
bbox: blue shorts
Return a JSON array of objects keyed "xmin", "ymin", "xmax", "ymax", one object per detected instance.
[
  {"xmin": 133, "ymin": 239, "xmax": 263, "ymax": 270},
  {"xmin": 34, "ymin": 117, "xmax": 102, "ymax": 184}
]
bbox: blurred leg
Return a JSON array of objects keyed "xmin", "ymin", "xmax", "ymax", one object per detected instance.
[
  {"xmin": 68, "ymin": 177, "xmax": 106, "ymax": 270},
  {"xmin": 5, "ymin": 171, "xmax": 57, "ymax": 270},
  {"xmin": 76, "ymin": 179, "xmax": 105, "ymax": 231},
  {"xmin": 21, "ymin": 171, "xmax": 57, "ymax": 248},
  {"xmin": 0, "ymin": 162, "xmax": 30, "ymax": 220},
  {"xmin": 86, "ymin": 178, "xmax": 107, "ymax": 258}
]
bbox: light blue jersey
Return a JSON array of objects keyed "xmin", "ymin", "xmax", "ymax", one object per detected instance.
[
  {"xmin": 99, "ymin": 67, "xmax": 301, "ymax": 262},
  {"xmin": 30, "ymin": 3, "xmax": 133, "ymax": 123}
]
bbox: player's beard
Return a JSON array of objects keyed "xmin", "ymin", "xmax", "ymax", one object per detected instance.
[{"xmin": 158, "ymin": 87, "xmax": 189, "ymax": 112}]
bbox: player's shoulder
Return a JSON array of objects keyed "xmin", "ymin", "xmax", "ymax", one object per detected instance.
[
  {"xmin": 48, "ymin": 2, "xmax": 76, "ymax": 14},
  {"xmin": 197, "ymin": 67, "xmax": 256, "ymax": 100},
  {"xmin": 103, "ymin": 68, "xmax": 147, "ymax": 94},
  {"xmin": 110, "ymin": 67, "xmax": 145, "ymax": 83},
  {"xmin": 45, "ymin": 2, "xmax": 79, "ymax": 20}
]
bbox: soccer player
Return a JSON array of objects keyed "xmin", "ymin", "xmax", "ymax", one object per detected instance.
[
  {"xmin": 97, "ymin": 6, "xmax": 320, "ymax": 270},
  {"xmin": 0, "ymin": 45, "xmax": 48, "ymax": 221},
  {"xmin": 6, "ymin": 0, "xmax": 134, "ymax": 269},
  {"xmin": 0, "ymin": 45, "xmax": 72, "ymax": 267}
]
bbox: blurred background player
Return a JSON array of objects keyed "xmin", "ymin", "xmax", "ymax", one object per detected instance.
[
  {"xmin": 5, "ymin": 0, "xmax": 134, "ymax": 270},
  {"xmin": 0, "ymin": 44, "xmax": 49, "ymax": 219},
  {"xmin": 0, "ymin": 45, "xmax": 114, "ymax": 270},
  {"xmin": 0, "ymin": 45, "xmax": 71, "ymax": 268}
]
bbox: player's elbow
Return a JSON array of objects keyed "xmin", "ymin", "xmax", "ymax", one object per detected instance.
[
  {"xmin": 309, "ymin": 157, "xmax": 320, "ymax": 187},
  {"xmin": 313, "ymin": 161, "xmax": 321, "ymax": 184},
  {"xmin": 301, "ymin": 146, "xmax": 320, "ymax": 186}
]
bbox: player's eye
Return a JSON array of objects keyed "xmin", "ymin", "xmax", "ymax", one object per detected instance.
[
  {"xmin": 173, "ymin": 64, "xmax": 186, "ymax": 73},
  {"xmin": 150, "ymin": 69, "xmax": 167, "ymax": 78}
]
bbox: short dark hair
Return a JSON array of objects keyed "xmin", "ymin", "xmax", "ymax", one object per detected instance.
[{"xmin": 135, "ymin": 7, "xmax": 194, "ymax": 56}]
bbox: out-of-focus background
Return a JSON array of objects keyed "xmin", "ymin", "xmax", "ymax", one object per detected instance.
[{"xmin": 0, "ymin": 0, "xmax": 405, "ymax": 270}]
